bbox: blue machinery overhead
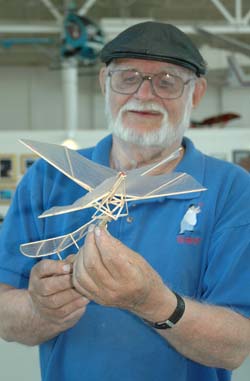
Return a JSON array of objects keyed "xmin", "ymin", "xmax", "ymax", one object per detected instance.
[
  {"xmin": 61, "ymin": 13, "xmax": 104, "ymax": 63},
  {"xmin": 0, "ymin": 37, "xmax": 55, "ymax": 49},
  {"xmin": 0, "ymin": 11, "xmax": 106, "ymax": 147},
  {"xmin": 0, "ymin": 13, "xmax": 105, "ymax": 64}
]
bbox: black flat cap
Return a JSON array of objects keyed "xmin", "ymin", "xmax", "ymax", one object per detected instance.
[{"xmin": 100, "ymin": 21, "xmax": 207, "ymax": 76}]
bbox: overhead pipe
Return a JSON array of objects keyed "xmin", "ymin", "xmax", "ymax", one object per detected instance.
[
  {"xmin": 2, "ymin": 18, "xmax": 250, "ymax": 36},
  {"xmin": 62, "ymin": 58, "xmax": 79, "ymax": 144},
  {"xmin": 0, "ymin": 23, "xmax": 60, "ymax": 34}
]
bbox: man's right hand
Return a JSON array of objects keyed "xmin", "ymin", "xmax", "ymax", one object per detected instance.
[{"xmin": 28, "ymin": 256, "xmax": 89, "ymax": 331}]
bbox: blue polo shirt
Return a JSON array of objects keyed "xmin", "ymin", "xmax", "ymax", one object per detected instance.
[{"xmin": 0, "ymin": 135, "xmax": 250, "ymax": 381}]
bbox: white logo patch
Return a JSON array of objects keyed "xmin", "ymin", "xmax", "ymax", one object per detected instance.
[{"xmin": 179, "ymin": 205, "xmax": 201, "ymax": 234}]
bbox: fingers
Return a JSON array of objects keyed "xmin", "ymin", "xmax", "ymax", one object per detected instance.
[
  {"xmin": 84, "ymin": 229, "xmax": 116, "ymax": 280},
  {"xmin": 31, "ymin": 274, "xmax": 73, "ymax": 297},
  {"xmin": 64, "ymin": 254, "xmax": 76, "ymax": 265},
  {"xmin": 73, "ymin": 231, "xmax": 113, "ymax": 297},
  {"xmin": 94, "ymin": 226, "xmax": 138, "ymax": 277},
  {"xmin": 72, "ymin": 226, "xmax": 144, "ymax": 307},
  {"xmin": 57, "ymin": 306, "xmax": 88, "ymax": 329},
  {"xmin": 28, "ymin": 257, "xmax": 89, "ymax": 327},
  {"xmin": 73, "ymin": 257, "xmax": 99, "ymax": 297},
  {"xmin": 38, "ymin": 287, "xmax": 87, "ymax": 309},
  {"xmin": 34, "ymin": 295, "xmax": 88, "ymax": 325},
  {"xmin": 30, "ymin": 256, "xmax": 77, "ymax": 297},
  {"xmin": 31, "ymin": 258, "xmax": 72, "ymax": 279},
  {"xmin": 76, "ymin": 226, "xmax": 138, "ymax": 287},
  {"xmin": 72, "ymin": 227, "xmax": 166, "ymax": 314}
]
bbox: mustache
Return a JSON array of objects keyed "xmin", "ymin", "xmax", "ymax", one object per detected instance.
[{"xmin": 120, "ymin": 100, "xmax": 167, "ymax": 115}]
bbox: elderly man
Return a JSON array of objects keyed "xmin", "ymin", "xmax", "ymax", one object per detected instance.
[{"xmin": 0, "ymin": 22, "xmax": 250, "ymax": 381}]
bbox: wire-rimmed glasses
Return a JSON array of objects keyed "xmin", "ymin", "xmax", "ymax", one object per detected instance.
[{"xmin": 107, "ymin": 69, "xmax": 194, "ymax": 100}]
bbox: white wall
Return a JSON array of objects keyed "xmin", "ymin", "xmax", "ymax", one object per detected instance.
[
  {"xmin": 0, "ymin": 66, "xmax": 107, "ymax": 131},
  {"xmin": 0, "ymin": 66, "xmax": 250, "ymax": 132}
]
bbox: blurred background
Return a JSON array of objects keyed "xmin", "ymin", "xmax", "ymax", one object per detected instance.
[{"xmin": 0, "ymin": 1, "xmax": 250, "ymax": 379}]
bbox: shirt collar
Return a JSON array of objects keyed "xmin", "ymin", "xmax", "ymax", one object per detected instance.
[
  {"xmin": 91, "ymin": 134, "xmax": 206, "ymax": 201},
  {"xmin": 172, "ymin": 136, "xmax": 206, "ymax": 200},
  {"xmin": 177, "ymin": 136, "xmax": 205, "ymax": 185},
  {"xmin": 92, "ymin": 134, "xmax": 113, "ymax": 167}
]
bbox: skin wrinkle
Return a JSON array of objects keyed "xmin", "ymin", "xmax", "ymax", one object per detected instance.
[
  {"xmin": 100, "ymin": 59, "xmax": 198, "ymax": 171},
  {"xmin": 105, "ymin": 71, "xmax": 195, "ymax": 149},
  {"xmin": 84, "ymin": 230, "xmax": 117, "ymax": 281},
  {"xmin": 95, "ymin": 228, "xmax": 170, "ymax": 313},
  {"xmin": 74, "ymin": 258, "xmax": 99, "ymax": 296}
]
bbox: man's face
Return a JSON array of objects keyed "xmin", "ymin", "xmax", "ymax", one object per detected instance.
[{"xmin": 103, "ymin": 58, "xmax": 195, "ymax": 148}]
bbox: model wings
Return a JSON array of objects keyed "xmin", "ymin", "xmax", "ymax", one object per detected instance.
[
  {"xmin": 19, "ymin": 139, "xmax": 206, "ymax": 258},
  {"xmin": 20, "ymin": 139, "xmax": 117, "ymax": 191}
]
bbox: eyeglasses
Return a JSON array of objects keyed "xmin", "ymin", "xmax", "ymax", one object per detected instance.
[{"xmin": 107, "ymin": 69, "xmax": 194, "ymax": 100}]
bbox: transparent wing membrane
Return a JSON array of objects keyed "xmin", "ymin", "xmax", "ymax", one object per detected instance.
[
  {"xmin": 20, "ymin": 139, "xmax": 117, "ymax": 191},
  {"xmin": 19, "ymin": 139, "xmax": 207, "ymax": 258},
  {"xmin": 20, "ymin": 219, "xmax": 96, "ymax": 258},
  {"xmin": 125, "ymin": 172, "xmax": 206, "ymax": 199},
  {"xmin": 128, "ymin": 147, "xmax": 182, "ymax": 177},
  {"xmin": 40, "ymin": 175, "xmax": 125, "ymax": 218}
]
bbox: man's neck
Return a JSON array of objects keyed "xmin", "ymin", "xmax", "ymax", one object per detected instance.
[{"xmin": 110, "ymin": 136, "xmax": 184, "ymax": 174}]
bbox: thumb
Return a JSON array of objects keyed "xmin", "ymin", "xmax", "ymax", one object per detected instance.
[
  {"xmin": 65, "ymin": 254, "xmax": 76, "ymax": 264},
  {"xmin": 94, "ymin": 226, "xmax": 128, "ymax": 258}
]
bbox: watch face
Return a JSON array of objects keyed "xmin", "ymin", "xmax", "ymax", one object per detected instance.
[{"xmin": 143, "ymin": 318, "xmax": 172, "ymax": 329}]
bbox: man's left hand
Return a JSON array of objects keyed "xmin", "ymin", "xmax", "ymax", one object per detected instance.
[{"xmin": 72, "ymin": 225, "xmax": 172, "ymax": 319}]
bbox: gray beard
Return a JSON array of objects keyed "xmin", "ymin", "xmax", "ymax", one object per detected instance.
[{"xmin": 105, "ymin": 90, "xmax": 193, "ymax": 148}]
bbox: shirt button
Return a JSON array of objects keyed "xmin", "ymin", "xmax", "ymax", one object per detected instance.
[{"xmin": 126, "ymin": 216, "xmax": 134, "ymax": 223}]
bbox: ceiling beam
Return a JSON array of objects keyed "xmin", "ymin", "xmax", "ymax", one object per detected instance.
[
  {"xmin": 78, "ymin": 0, "xmax": 98, "ymax": 16},
  {"xmin": 227, "ymin": 55, "xmax": 250, "ymax": 86},
  {"xmin": 243, "ymin": 9, "xmax": 250, "ymax": 24},
  {"xmin": 209, "ymin": 0, "xmax": 235, "ymax": 24},
  {"xmin": 0, "ymin": 23, "xmax": 61, "ymax": 34},
  {"xmin": 39, "ymin": 0, "xmax": 63, "ymax": 23},
  {"xmin": 235, "ymin": 0, "xmax": 242, "ymax": 23},
  {"xmin": 1, "ymin": 18, "xmax": 250, "ymax": 36},
  {"xmin": 209, "ymin": 0, "xmax": 250, "ymax": 25},
  {"xmin": 100, "ymin": 18, "xmax": 250, "ymax": 41}
]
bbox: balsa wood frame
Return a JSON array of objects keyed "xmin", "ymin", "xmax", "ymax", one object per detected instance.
[{"xmin": 19, "ymin": 139, "xmax": 206, "ymax": 259}]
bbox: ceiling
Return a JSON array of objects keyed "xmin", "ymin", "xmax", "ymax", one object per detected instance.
[
  {"xmin": 0, "ymin": 0, "xmax": 250, "ymax": 73},
  {"xmin": 0, "ymin": 0, "xmax": 249, "ymax": 24}
]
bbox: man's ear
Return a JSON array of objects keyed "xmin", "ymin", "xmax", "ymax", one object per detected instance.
[
  {"xmin": 192, "ymin": 77, "xmax": 207, "ymax": 108},
  {"xmin": 99, "ymin": 66, "xmax": 107, "ymax": 95}
]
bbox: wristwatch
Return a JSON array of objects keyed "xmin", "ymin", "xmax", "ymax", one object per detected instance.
[{"xmin": 143, "ymin": 291, "xmax": 185, "ymax": 329}]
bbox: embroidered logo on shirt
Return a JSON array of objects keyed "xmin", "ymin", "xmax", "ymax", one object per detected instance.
[
  {"xmin": 177, "ymin": 236, "xmax": 201, "ymax": 245},
  {"xmin": 179, "ymin": 204, "xmax": 201, "ymax": 234}
]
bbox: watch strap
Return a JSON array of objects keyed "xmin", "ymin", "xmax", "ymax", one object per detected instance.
[{"xmin": 143, "ymin": 291, "xmax": 185, "ymax": 329}]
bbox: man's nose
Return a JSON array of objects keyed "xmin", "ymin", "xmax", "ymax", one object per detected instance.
[{"xmin": 134, "ymin": 78, "xmax": 156, "ymax": 100}]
